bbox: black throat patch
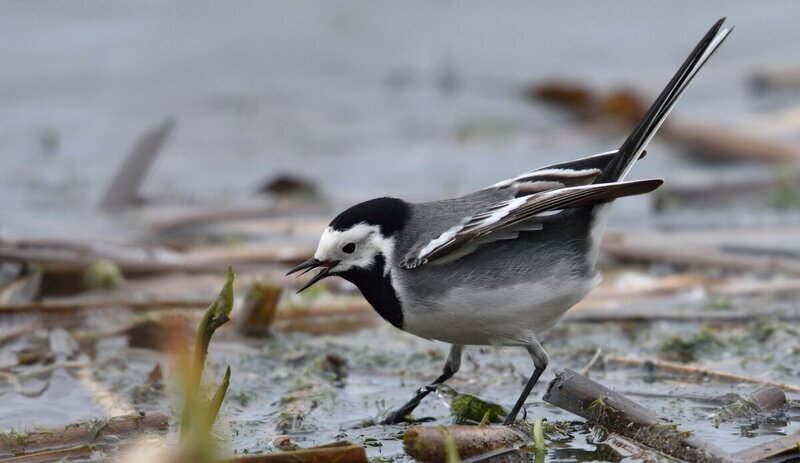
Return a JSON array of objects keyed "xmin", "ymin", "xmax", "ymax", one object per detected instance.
[{"xmin": 338, "ymin": 254, "xmax": 403, "ymax": 329}]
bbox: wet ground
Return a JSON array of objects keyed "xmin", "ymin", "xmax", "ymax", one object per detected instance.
[{"xmin": 2, "ymin": 261, "xmax": 799, "ymax": 461}]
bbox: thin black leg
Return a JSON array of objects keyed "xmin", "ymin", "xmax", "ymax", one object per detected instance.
[
  {"xmin": 382, "ymin": 345, "xmax": 462, "ymax": 425},
  {"xmin": 503, "ymin": 340, "xmax": 549, "ymax": 425},
  {"xmin": 502, "ymin": 366, "xmax": 545, "ymax": 425}
]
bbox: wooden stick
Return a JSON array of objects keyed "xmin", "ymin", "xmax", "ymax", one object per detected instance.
[
  {"xmin": 667, "ymin": 124, "xmax": 800, "ymax": 163},
  {"xmin": 565, "ymin": 308, "xmax": 800, "ymax": 324},
  {"xmin": 708, "ymin": 385, "xmax": 788, "ymax": 428},
  {"xmin": 542, "ymin": 368, "xmax": 733, "ymax": 462},
  {"xmin": 236, "ymin": 283, "xmax": 281, "ymax": 336},
  {"xmin": 220, "ymin": 444, "xmax": 367, "ymax": 463},
  {"xmin": 0, "ymin": 242, "xmax": 308, "ymax": 277},
  {"xmin": 0, "ymin": 413, "xmax": 168, "ymax": 457},
  {"xmin": 601, "ymin": 431, "xmax": 668, "ymax": 462},
  {"xmin": 0, "ymin": 298, "xmax": 370, "ymax": 318},
  {"xmin": 605, "ymin": 355, "xmax": 800, "ymax": 393},
  {"xmin": 579, "ymin": 348, "xmax": 603, "ymax": 376},
  {"xmin": 0, "ymin": 445, "xmax": 94, "ymax": 463},
  {"xmin": 99, "ymin": 119, "xmax": 174, "ymax": 211},
  {"xmin": 403, "ymin": 424, "xmax": 532, "ymax": 463},
  {"xmin": 744, "ymin": 385, "xmax": 787, "ymax": 410},
  {"xmin": 601, "ymin": 241, "xmax": 800, "ymax": 276},
  {"xmin": 731, "ymin": 429, "xmax": 800, "ymax": 463},
  {"xmin": 0, "ymin": 299, "xmax": 209, "ymax": 315}
]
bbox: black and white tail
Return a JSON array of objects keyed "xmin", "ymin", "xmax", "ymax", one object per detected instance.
[{"xmin": 595, "ymin": 18, "xmax": 732, "ymax": 184}]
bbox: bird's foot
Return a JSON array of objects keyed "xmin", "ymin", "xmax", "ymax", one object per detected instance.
[
  {"xmin": 381, "ymin": 410, "xmax": 435, "ymax": 425},
  {"xmin": 501, "ymin": 404, "xmax": 527, "ymax": 426}
]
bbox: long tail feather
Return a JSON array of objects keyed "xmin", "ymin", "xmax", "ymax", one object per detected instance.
[{"xmin": 595, "ymin": 18, "xmax": 732, "ymax": 184}]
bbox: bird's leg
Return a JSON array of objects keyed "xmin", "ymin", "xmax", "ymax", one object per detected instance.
[
  {"xmin": 503, "ymin": 338, "xmax": 549, "ymax": 425},
  {"xmin": 381, "ymin": 344, "xmax": 463, "ymax": 425}
]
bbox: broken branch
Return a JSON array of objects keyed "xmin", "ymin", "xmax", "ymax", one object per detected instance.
[
  {"xmin": 403, "ymin": 424, "xmax": 532, "ymax": 463},
  {"xmin": 605, "ymin": 355, "xmax": 800, "ymax": 393},
  {"xmin": 220, "ymin": 443, "xmax": 367, "ymax": 463},
  {"xmin": 542, "ymin": 368, "xmax": 733, "ymax": 462},
  {"xmin": 0, "ymin": 413, "xmax": 168, "ymax": 457}
]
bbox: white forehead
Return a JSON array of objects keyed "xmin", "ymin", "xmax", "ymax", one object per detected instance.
[{"xmin": 316, "ymin": 223, "xmax": 380, "ymax": 254}]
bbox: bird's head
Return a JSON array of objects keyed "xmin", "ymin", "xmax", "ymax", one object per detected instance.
[{"xmin": 287, "ymin": 197, "xmax": 409, "ymax": 292}]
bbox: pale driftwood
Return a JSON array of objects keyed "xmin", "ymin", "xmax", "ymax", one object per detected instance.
[
  {"xmin": 150, "ymin": 204, "xmax": 324, "ymax": 237},
  {"xmin": 732, "ymin": 429, "xmax": 800, "ymax": 463},
  {"xmin": 403, "ymin": 424, "xmax": 532, "ymax": 463},
  {"xmin": 220, "ymin": 444, "xmax": 367, "ymax": 463},
  {"xmin": 0, "ymin": 445, "xmax": 94, "ymax": 463},
  {"xmin": 601, "ymin": 241, "xmax": 800, "ymax": 276},
  {"xmin": 0, "ymin": 413, "xmax": 168, "ymax": 457},
  {"xmin": 605, "ymin": 355, "xmax": 800, "ymax": 393},
  {"xmin": 578, "ymin": 348, "xmax": 603, "ymax": 376},
  {"xmin": 601, "ymin": 431, "xmax": 667, "ymax": 463},
  {"xmin": 529, "ymin": 81, "xmax": 800, "ymax": 163},
  {"xmin": 0, "ymin": 299, "xmax": 208, "ymax": 315},
  {"xmin": 565, "ymin": 308, "xmax": 799, "ymax": 324},
  {"xmin": 0, "ymin": 247, "xmax": 304, "ymax": 276},
  {"xmin": 667, "ymin": 124, "xmax": 800, "ymax": 163},
  {"xmin": 99, "ymin": 119, "xmax": 175, "ymax": 211},
  {"xmin": 0, "ymin": 298, "xmax": 378, "ymax": 335},
  {"xmin": 543, "ymin": 369, "xmax": 733, "ymax": 462},
  {"xmin": 271, "ymin": 303, "xmax": 379, "ymax": 335},
  {"xmin": 619, "ymin": 385, "xmax": 798, "ymax": 408}
]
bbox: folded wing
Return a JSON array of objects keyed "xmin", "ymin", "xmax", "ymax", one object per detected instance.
[{"xmin": 401, "ymin": 179, "xmax": 662, "ymax": 269}]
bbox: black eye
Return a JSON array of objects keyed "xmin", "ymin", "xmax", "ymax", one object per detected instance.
[{"xmin": 342, "ymin": 243, "xmax": 356, "ymax": 254}]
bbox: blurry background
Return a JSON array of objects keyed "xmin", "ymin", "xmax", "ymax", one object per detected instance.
[{"xmin": 1, "ymin": 1, "xmax": 799, "ymax": 239}]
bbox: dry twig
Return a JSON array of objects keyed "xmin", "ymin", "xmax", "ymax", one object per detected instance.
[
  {"xmin": 403, "ymin": 424, "xmax": 532, "ymax": 463},
  {"xmin": 0, "ymin": 413, "xmax": 167, "ymax": 457},
  {"xmin": 543, "ymin": 369, "xmax": 733, "ymax": 462},
  {"xmin": 605, "ymin": 355, "xmax": 800, "ymax": 393}
]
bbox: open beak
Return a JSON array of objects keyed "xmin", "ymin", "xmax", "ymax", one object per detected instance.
[{"xmin": 286, "ymin": 257, "xmax": 338, "ymax": 293}]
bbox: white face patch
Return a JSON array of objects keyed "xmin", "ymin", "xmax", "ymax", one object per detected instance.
[{"xmin": 314, "ymin": 223, "xmax": 395, "ymax": 275}]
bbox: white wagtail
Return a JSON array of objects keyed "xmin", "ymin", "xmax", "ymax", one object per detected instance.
[{"xmin": 288, "ymin": 19, "xmax": 732, "ymax": 425}]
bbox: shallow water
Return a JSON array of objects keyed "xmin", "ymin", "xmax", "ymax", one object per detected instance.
[
  {"xmin": 1, "ymin": 1, "xmax": 800, "ymax": 239},
  {"xmin": 3, "ymin": 298, "xmax": 798, "ymax": 461}
]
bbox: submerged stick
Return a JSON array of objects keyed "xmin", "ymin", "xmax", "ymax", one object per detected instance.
[
  {"xmin": 99, "ymin": 119, "xmax": 174, "ymax": 211},
  {"xmin": 220, "ymin": 443, "xmax": 367, "ymax": 463},
  {"xmin": 601, "ymin": 241, "xmax": 800, "ymax": 276},
  {"xmin": 732, "ymin": 429, "xmax": 800, "ymax": 463},
  {"xmin": 0, "ymin": 445, "xmax": 94, "ymax": 463},
  {"xmin": 0, "ymin": 413, "xmax": 168, "ymax": 457},
  {"xmin": 543, "ymin": 368, "xmax": 733, "ymax": 462},
  {"xmin": 403, "ymin": 424, "xmax": 532, "ymax": 463},
  {"xmin": 605, "ymin": 355, "xmax": 800, "ymax": 393}
]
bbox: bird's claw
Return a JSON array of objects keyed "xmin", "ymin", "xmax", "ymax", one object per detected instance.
[{"xmin": 381, "ymin": 412, "xmax": 435, "ymax": 425}]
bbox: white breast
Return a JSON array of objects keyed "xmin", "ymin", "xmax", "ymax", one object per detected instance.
[{"xmin": 400, "ymin": 272, "xmax": 600, "ymax": 346}]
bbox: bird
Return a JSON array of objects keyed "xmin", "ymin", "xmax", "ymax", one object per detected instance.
[{"xmin": 287, "ymin": 18, "xmax": 732, "ymax": 425}]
